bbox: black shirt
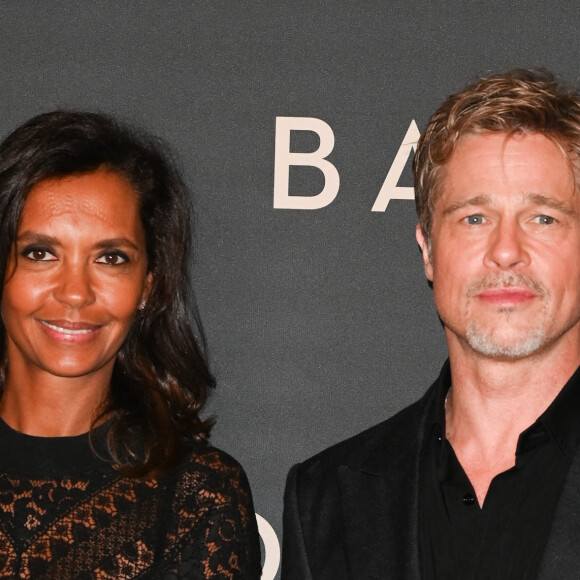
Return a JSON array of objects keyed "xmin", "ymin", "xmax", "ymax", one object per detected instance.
[{"xmin": 419, "ymin": 362, "xmax": 580, "ymax": 580}]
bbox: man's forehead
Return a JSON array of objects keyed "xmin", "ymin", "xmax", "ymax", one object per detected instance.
[
  {"xmin": 442, "ymin": 132, "xmax": 575, "ymax": 186},
  {"xmin": 470, "ymin": 132, "xmax": 573, "ymax": 175},
  {"xmin": 427, "ymin": 132, "xmax": 579, "ymax": 223}
]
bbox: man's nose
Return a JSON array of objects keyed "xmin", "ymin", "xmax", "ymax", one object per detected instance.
[{"xmin": 483, "ymin": 218, "xmax": 530, "ymax": 270}]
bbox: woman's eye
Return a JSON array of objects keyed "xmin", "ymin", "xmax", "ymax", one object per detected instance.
[
  {"xmin": 23, "ymin": 248, "xmax": 56, "ymax": 261},
  {"xmin": 96, "ymin": 252, "xmax": 129, "ymax": 265},
  {"xmin": 465, "ymin": 214, "xmax": 485, "ymax": 225}
]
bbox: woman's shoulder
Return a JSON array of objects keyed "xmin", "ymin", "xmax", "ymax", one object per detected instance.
[
  {"xmin": 181, "ymin": 440, "xmax": 247, "ymax": 472},
  {"xmin": 162, "ymin": 441, "xmax": 261, "ymax": 577},
  {"xmin": 171, "ymin": 440, "xmax": 255, "ymax": 506},
  {"xmin": 168, "ymin": 440, "xmax": 260, "ymax": 553}
]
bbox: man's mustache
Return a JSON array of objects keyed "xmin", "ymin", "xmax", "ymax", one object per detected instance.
[{"xmin": 466, "ymin": 272, "xmax": 547, "ymax": 297}]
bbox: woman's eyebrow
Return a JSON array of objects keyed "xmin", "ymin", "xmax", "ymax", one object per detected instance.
[
  {"xmin": 16, "ymin": 233, "xmax": 141, "ymax": 251},
  {"xmin": 93, "ymin": 238, "xmax": 141, "ymax": 251},
  {"xmin": 15, "ymin": 232, "xmax": 60, "ymax": 245}
]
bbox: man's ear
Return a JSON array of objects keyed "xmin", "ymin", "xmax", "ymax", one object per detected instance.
[{"xmin": 415, "ymin": 223, "xmax": 434, "ymax": 282}]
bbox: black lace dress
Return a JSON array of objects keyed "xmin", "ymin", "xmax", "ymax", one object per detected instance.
[{"xmin": 0, "ymin": 418, "xmax": 262, "ymax": 579}]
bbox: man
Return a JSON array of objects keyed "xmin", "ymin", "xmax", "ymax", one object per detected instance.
[{"xmin": 282, "ymin": 69, "xmax": 580, "ymax": 579}]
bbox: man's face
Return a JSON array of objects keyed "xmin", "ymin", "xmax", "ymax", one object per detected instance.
[{"xmin": 416, "ymin": 132, "xmax": 580, "ymax": 361}]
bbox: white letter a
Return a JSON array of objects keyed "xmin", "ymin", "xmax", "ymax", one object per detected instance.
[{"xmin": 372, "ymin": 120, "xmax": 420, "ymax": 212}]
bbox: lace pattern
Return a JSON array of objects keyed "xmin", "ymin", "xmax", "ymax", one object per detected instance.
[{"xmin": 0, "ymin": 442, "xmax": 261, "ymax": 579}]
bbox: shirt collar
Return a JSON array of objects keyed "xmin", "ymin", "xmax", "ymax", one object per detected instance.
[
  {"xmin": 429, "ymin": 361, "xmax": 580, "ymax": 460},
  {"xmin": 429, "ymin": 359, "xmax": 450, "ymax": 442},
  {"xmin": 525, "ymin": 363, "xmax": 580, "ymax": 458}
]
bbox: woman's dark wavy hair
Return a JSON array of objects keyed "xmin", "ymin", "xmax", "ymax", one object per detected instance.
[{"xmin": 0, "ymin": 110, "xmax": 215, "ymax": 477}]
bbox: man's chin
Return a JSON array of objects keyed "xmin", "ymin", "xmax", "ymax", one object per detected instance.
[{"xmin": 465, "ymin": 327, "xmax": 545, "ymax": 360}]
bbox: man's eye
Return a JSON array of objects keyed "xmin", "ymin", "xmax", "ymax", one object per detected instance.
[
  {"xmin": 465, "ymin": 215, "xmax": 485, "ymax": 225},
  {"xmin": 22, "ymin": 248, "xmax": 57, "ymax": 261},
  {"xmin": 95, "ymin": 252, "xmax": 129, "ymax": 265},
  {"xmin": 535, "ymin": 215, "xmax": 555, "ymax": 225}
]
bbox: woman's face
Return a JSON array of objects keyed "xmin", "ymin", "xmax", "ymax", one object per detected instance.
[{"xmin": 1, "ymin": 169, "xmax": 151, "ymax": 387}]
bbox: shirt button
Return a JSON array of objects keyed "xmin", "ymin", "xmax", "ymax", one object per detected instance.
[{"xmin": 462, "ymin": 493, "xmax": 476, "ymax": 506}]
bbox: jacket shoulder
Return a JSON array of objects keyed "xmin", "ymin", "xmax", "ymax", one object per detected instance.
[
  {"xmin": 282, "ymin": 387, "xmax": 437, "ymax": 580},
  {"xmin": 300, "ymin": 391, "xmax": 431, "ymax": 476}
]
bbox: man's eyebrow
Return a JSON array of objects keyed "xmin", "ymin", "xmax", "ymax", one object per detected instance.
[
  {"xmin": 441, "ymin": 195, "xmax": 491, "ymax": 217},
  {"xmin": 441, "ymin": 193, "xmax": 578, "ymax": 218},
  {"xmin": 524, "ymin": 193, "xmax": 577, "ymax": 217}
]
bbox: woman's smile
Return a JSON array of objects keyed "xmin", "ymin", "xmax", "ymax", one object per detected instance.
[
  {"xmin": 39, "ymin": 320, "xmax": 103, "ymax": 340},
  {"xmin": 1, "ymin": 169, "xmax": 151, "ymax": 383}
]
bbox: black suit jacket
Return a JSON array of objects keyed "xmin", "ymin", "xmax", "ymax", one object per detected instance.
[{"xmin": 282, "ymin": 367, "xmax": 580, "ymax": 579}]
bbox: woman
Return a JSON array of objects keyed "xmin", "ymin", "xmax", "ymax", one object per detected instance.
[{"xmin": 0, "ymin": 111, "xmax": 261, "ymax": 578}]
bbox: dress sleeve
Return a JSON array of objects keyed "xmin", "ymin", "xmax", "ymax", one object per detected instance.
[{"xmin": 166, "ymin": 446, "xmax": 262, "ymax": 579}]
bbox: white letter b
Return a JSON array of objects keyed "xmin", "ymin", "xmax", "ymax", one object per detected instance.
[{"xmin": 273, "ymin": 117, "xmax": 340, "ymax": 210}]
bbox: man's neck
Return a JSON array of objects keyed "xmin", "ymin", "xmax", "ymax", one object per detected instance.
[{"xmin": 444, "ymin": 341, "xmax": 580, "ymax": 505}]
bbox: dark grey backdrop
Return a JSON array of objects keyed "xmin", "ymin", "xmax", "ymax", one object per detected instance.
[{"xmin": 0, "ymin": 2, "xmax": 578, "ymax": 577}]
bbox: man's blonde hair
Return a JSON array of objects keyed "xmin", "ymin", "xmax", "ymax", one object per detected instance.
[{"xmin": 413, "ymin": 69, "xmax": 580, "ymax": 241}]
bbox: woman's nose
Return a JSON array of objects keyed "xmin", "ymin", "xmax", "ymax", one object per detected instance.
[{"xmin": 53, "ymin": 263, "xmax": 96, "ymax": 307}]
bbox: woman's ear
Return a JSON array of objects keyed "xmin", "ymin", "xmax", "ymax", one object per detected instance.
[{"xmin": 139, "ymin": 272, "xmax": 153, "ymax": 310}]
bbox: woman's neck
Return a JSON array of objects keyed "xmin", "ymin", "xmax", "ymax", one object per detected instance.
[{"xmin": 0, "ymin": 372, "xmax": 109, "ymax": 437}]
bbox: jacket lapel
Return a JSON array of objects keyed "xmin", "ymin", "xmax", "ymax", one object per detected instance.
[
  {"xmin": 335, "ymin": 384, "xmax": 438, "ymax": 580},
  {"xmin": 338, "ymin": 463, "xmax": 422, "ymax": 580},
  {"xmin": 324, "ymin": 365, "xmax": 446, "ymax": 580},
  {"xmin": 538, "ymin": 446, "xmax": 580, "ymax": 579}
]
